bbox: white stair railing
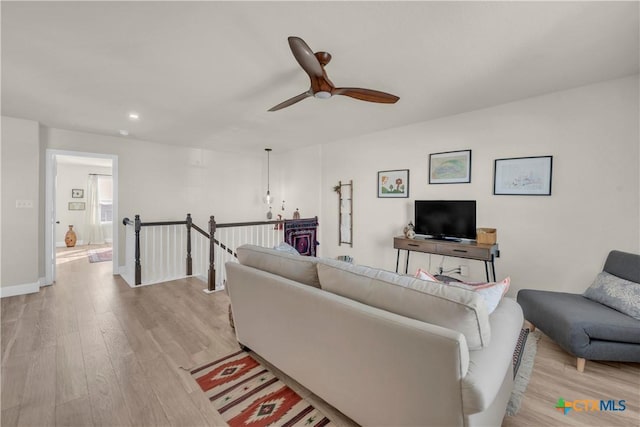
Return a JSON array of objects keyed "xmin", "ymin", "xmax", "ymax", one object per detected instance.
[{"xmin": 121, "ymin": 214, "xmax": 319, "ymax": 291}]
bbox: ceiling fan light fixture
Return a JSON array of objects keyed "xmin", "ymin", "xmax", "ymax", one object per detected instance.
[{"xmin": 314, "ymin": 91, "xmax": 332, "ymax": 99}]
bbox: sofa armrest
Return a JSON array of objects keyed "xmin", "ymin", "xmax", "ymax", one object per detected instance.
[{"xmin": 462, "ymin": 298, "xmax": 523, "ymax": 414}]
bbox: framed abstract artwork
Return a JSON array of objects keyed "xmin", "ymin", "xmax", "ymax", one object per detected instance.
[
  {"xmin": 493, "ymin": 156, "xmax": 553, "ymax": 195},
  {"xmin": 429, "ymin": 150, "xmax": 472, "ymax": 184},
  {"xmin": 377, "ymin": 169, "xmax": 409, "ymax": 198}
]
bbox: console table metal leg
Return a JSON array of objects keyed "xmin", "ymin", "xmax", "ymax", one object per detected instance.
[
  {"xmin": 396, "ymin": 249, "xmax": 400, "ymax": 273},
  {"xmin": 491, "ymin": 260, "xmax": 496, "ymax": 282},
  {"xmin": 405, "ymin": 251, "xmax": 410, "ymax": 274},
  {"xmin": 484, "ymin": 261, "xmax": 490, "ymax": 282}
]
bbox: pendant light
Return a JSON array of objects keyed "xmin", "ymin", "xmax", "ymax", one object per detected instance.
[{"xmin": 265, "ymin": 149, "xmax": 272, "ymax": 218}]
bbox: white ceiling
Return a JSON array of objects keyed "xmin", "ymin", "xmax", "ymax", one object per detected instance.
[{"xmin": 2, "ymin": 1, "xmax": 638, "ymax": 153}]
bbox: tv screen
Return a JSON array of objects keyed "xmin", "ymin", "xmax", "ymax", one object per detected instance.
[{"xmin": 414, "ymin": 200, "xmax": 476, "ymax": 241}]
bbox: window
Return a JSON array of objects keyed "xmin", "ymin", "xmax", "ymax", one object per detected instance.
[
  {"xmin": 98, "ymin": 175, "xmax": 113, "ymax": 223},
  {"xmin": 100, "ymin": 201, "xmax": 113, "ymax": 222}
]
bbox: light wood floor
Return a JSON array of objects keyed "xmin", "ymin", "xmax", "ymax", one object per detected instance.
[{"xmin": 1, "ymin": 247, "xmax": 639, "ymax": 426}]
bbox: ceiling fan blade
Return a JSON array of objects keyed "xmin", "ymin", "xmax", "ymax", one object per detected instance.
[
  {"xmin": 268, "ymin": 91, "xmax": 313, "ymax": 112},
  {"xmin": 288, "ymin": 36, "xmax": 324, "ymax": 78},
  {"xmin": 333, "ymin": 87, "xmax": 400, "ymax": 104}
]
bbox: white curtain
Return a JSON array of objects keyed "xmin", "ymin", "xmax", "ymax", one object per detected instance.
[{"xmin": 85, "ymin": 175, "xmax": 105, "ymax": 244}]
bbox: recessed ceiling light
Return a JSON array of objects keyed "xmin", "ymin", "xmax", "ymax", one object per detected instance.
[
  {"xmin": 119, "ymin": 130, "xmax": 129, "ymax": 136},
  {"xmin": 128, "ymin": 112, "xmax": 140, "ymax": 120}
]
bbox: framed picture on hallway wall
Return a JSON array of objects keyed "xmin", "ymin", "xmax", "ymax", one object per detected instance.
[
  {"xmin": 68, "ymin": 202, "xmax": 86, "ymax": 210},
  {"xmin": 429, "ymin": 150, "xmax": 472, "ymax": 184},
  {"xmin": 71, "ymin": 188, "xmax": 84, "ymax": 198},
  {"xmin": 493, "ymin": 156, "xmax": 553, "ymax": 195},
  {"xmin": 378, "ymin": 169, "xmax": 409, "ymax": 198}
]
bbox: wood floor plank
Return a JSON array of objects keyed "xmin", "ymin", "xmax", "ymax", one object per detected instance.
[
  {"xmin": 55, "ymin": 395, "xmax": 95, "ymax": 427},
  {"xmin": 21, "ymin": 345, "xmax": 56, "ymax": 407},
  {"xmin": 83, "ymin": 346, "xmax": 133, "ymax": 427},
  {"xmin": 56, "ymin": 332, "xmax": 89, "ymax": 405},
  {"xmin": 1, "ymin": 352, "xmax": 33, "ymax": 410},
  {"xmin": 16, "ymin": 404, "xmax": 55, "ymax": 427},
  {"xmin": 1, "ymin": 405, "xmax": 21, "ymax": 427},
  {"xmin": 141, "ymin": 353, "xmax": 209, "ymax": 426},
  {"xmin": 108, "ymin": 352, "xmax": 172, "ymax": 427}
]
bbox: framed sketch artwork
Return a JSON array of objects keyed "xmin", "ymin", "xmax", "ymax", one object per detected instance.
[{"xmin": 493, "ymin": 156, "xmax": 553, "ymax": 195}]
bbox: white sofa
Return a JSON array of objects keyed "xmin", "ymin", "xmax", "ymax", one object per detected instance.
[{"xmin": 226, "ymin": 245, "xmax": 523, "ymax": 426}]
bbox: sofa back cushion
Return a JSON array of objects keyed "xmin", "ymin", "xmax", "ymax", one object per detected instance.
[
  {"xmin": 236, "ymin": 244, "xmax": 321, "ymax": 288},
  {"xmin": 317, "ymin": 259, "xmax": 491, "ymax": 349},
  {"xmin": 604, "ymin": 250, "xmax": 640, "ymax": 283}
]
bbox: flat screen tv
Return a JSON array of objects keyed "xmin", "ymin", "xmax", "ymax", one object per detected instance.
[{"xmin": 414, "ymin": 200, "xmax": 476, "ymax": 241}]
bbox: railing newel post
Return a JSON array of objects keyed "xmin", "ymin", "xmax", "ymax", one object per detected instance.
[
  {"xmin": 186, "ymin": 213, "xmax": 193, "ymax": 277},
  {"xmin": 208, "ymin": 216, "xmax": 216, "ymax": 292},
  {"xmin": 134, "ymin": 214, "xmax": 142, "ymax": 285}
]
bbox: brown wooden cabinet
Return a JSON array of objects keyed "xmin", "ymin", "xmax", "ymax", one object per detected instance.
[{"xmin": 393, "ymin": 236, "xmax": 500, "ymax": 281}]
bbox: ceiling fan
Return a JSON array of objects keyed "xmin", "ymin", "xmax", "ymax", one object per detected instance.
[{"xmin": 268, "ymin": 36, "xmax": 400, "ymax": 112}]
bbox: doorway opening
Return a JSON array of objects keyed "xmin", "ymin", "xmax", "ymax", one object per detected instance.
[{"xmin": 45, "ymin": 150, "xmax": 119, "ymax": 285}]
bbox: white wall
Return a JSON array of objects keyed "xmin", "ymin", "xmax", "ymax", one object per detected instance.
[
  {"xmin": 55, "ymin": 163, "xmax": 113, "ymax": 245},
  {"xmin": 272, "ymin": 144, "xmax": 322, "ymax": 222},
  {"xmin": 1, "ymin": 117, "xmax": 41, "ymax": 292},
  {"xmin": 320, "ymin": 76, "xmax": 639, "ymax": 296}
]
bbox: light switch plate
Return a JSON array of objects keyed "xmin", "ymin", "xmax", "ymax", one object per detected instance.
[{"xmin": 16, "ymin": 199, "xmax": 34, "ymax": 208}]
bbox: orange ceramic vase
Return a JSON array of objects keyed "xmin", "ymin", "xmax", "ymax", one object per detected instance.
[{"xmin": 65, "ymin": 225, "xmax": 77, "ymax": 247}]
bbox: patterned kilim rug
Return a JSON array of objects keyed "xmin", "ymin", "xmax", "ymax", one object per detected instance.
[
  {"xmin": 506, "ymin": 328, "xmax": 541, "ymax": 416},
  {"xmin": 191, "ymin": 350, "xmax": 334, "ymax": 427},
  {"xmin": 87, "ymin": 248, "xmax": 112, "ymax": 263}
]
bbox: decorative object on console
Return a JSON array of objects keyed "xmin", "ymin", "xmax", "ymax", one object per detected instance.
[
  {"xmin": 493, "ymin": 155, "xmax": 553, "ymax": 195},
  {"xmin": 268, "ymin": 36, "xmax": 399, "ymax": 111},
  {"xmin": 429, "ymin": 149, "xmax": 471, "ymax": 184},
  {"xmin": 190, "ymin": 350, "xmax": 333, "ymax": 426},
  {"xmin": 293, "ymin": 208, "xmax": 300, "ymax": 219},
  {"xmin": 403, "ymin": 221, "xmax": 415, "ymax": 239},
  {"xmin": 477, "ymin": 227, "xmax": 497, "ymax": 244},
  {"xmin": 64, "ymin": 225, "xmax": 77, "ymax": 247},
  {"xmin": 71, "ymin": 188, "xmax": 84, "ymax": 198},
  {"xmin": 377, "ymin": 169, "xmax": 409, "ymax": 198},
  {"xmin": 266, "ymin": 206, "xmax": 273, "ymax": 220},
  {"xmin": 284, "ymin": 218, "xmax": 319, "ymax": 257}
]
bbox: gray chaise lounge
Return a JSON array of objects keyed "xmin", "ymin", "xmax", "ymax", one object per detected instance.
[{"xmin": 517, "ymin": 250, "xmax": 640, "ymax": 372}]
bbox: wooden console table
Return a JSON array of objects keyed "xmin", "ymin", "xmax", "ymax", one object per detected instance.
[{"xmin": 394, "ymin": 236, "xmax": 500, "ymax": 281}]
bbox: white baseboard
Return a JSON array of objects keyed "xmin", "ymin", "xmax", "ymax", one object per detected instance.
[{"xmin": 0, "ymin": 281, "xmax": 40, "ymax": 298}]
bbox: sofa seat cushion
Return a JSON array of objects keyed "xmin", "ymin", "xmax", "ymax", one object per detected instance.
[
  {"xmin": 517, "ymin": 290, "xmax": 640, "ymax": 347},
  {"xmin": 236, "ymin": 244, "xmax": 321, "ymax": 288},
  {"xmin": 317, "ymin": 259, "xmax": 491, "ymax": 349}
]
